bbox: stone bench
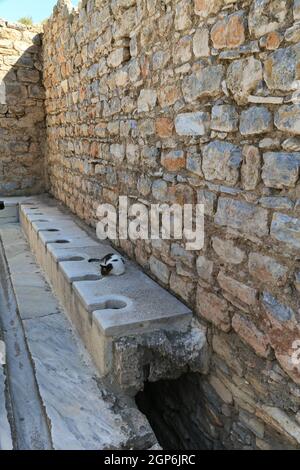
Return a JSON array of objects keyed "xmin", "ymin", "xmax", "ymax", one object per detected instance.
[{"xmin": 11, "ymin": 196, "xmax": 208, "ymax": 392}]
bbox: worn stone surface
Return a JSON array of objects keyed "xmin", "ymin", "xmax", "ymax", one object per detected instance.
[
  {"xmin": 202, "ymin": 141, "xmax": 242, "ymax": 186},
  {"xmin": 0, "ymin": 222, "xmax": 157, "ymax": 450},
  {"xmin": 182, "ymin": 65, "xmax": 224, "ymax": 103},
  {"xmin": 193, "ymin": 27, "xmax": 209, "ymax": 58},
  {"xmin": 264, "ymin": 45, "xmax": 300, "ymax": 92},
  {"xmin": 262, "ymin": 152, "xmax": 300, "ymax": 189},
  {"xmin": 0, "ymin": 365, "xmax": 13, "ymax": 449},
  {"xmin": 226, "ymin": 57, "xmax": 263, "ymax": 104},
  {"xmin": 275, "ymin": 105, "xmax": 300, "ymax": 135},
  {"xmin": 211, "ymin": 11, "xmax": 245, "ymax": 50},
  {"xmin": 249, "ymin": 0, "xmax": 287, "ymax": 38},
  {"xmin": 11, "ymin": 0, "xmax": 300, "ymax": 451},
  {"xmin": 0, "ymin": 21, "xmax": 45, "ymax": 196},
  {"xmin": 175, "ymin": 111, "xmax": 210, "ymax": 136},
  {"xmin": 271, "ymin": 213, "xmax": 300, "ymax": 249},
  {"xmin": 240, "ymin": 106, "xmax": 273, "ymax": 136},
  {"xmin": 212, "ymin": 237, "xmax": 245, "ymax": 265},
  {"xmin": 248, "ymin": 252, "xmax": 288, "ymax": 287},
  {"xmin": 241, "ymin": 145, "xmax": 261, "ymax": 191},
  {"xmin": 196, "ymin": 286, "xmax": 231, "ymax": 332},
  {"xmin": 232, "ymin": 314, "xmax": 271, "ymax": 359},
  {"xmin": 211, "ymin": 105, "xmax": 238, "ymax": 133},
  {"xmin": 215, "ymin": 198, "xmax": 269, "ymax": 237},
  {"xmin": 217, "ymin": 271, "xmax": 258, "ymax": 307}
]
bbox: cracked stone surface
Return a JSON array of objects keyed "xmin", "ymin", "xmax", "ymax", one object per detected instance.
[{"xmin": 0, "ymin": 223, "xmax": 157, "ymax": 450}]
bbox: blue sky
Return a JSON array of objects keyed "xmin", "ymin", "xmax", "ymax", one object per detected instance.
[{"xmin": 0, "ymin": 0, "xmax": 79, "ymax": 23}]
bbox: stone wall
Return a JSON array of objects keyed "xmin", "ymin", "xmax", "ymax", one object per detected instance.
[
  {"xmin": 0, "ymin": 19, "xmax": 45, "ymax": 196},
  {"xmin": 43, "ymin": 0, "xmax": 300, "ymax": 449}
]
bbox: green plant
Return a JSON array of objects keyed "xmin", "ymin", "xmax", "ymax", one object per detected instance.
[{"xmin": 18, "ymin": 16, "xmax": 34, "ymax": 26}]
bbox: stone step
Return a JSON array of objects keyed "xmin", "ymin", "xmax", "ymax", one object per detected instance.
[
  {"xmin": 0, "ymin": 223, "xmax": 157, "ymax": 450},
  {"xmin": 0, "ymin": 341, "xmax": 13, "ymax": 450}
]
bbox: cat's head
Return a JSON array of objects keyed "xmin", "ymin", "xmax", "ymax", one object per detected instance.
[{"xmin": 100, "ymin": 263, "xmax": 113, "ymax": 276}]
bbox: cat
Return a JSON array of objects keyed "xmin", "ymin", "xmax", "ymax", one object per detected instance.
[
  {"xmin": 0, "ymin": 201, "xmax": 4, "ymax": 211},
  {"xmin": 89, "ymin": 253, "xmax": 126, "ymax": 277}
]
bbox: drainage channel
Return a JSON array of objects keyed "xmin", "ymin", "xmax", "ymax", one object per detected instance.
[
  {"xmin": 136, "ymin": 373, "xmax": 217, "ymax": 451},
  {"xmin": 0, "ymin": 237, "xmax": 52, "ymax": 450}
]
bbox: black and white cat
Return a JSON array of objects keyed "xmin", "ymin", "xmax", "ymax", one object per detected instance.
[
  {"xmin": 89, "ymin": 253, "xmax": 126, "ymax": 277},
  {"xmin": 0, "ymin": 202, "xmax": 4, "ymax": 211}
]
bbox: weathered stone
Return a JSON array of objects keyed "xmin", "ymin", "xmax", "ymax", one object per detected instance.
[
  {"xmin": 211, "ymin": 105, "xmax": 238, "ymax": 133},
  {"xmin": 196, "ymin": 286, "xmax": 231, "ymax": 332},
  {"xmin": 175, "ymin": 0, "xmax": 192, "ymax": 31},
  {"xmin": 158, "ymin": 84, "xmax": 181, "ymax": 108},
  {"xmin": 264, "ymin": 45, "xmax": 300, "ymax": 92},
  {"xmin": 211, "ymin": 12, "xmax": 246, "ymax": 50},
  {"xmin": 161, "ymin": 150, "xmax": 186, "ymax": 172},
  {"xmin": 138, "ymin": 89, "xmax": 157, "ymax": 113},
  {"xmin": 155, "ymin": 117, "xmax": 174, "ymax": 138},
  {"xmin": 174, "ymin": 36, "xmax": 192, "ymax": 64},
  {"xmin": 262, "ymin": 31, "xmax": 283, "ymax": 50},
  {"xmin": 227, "ymin": 57, "xmax": 263, "ymax": 105},
  {"xmin": 271, "ymin": 213, "xmax": 300, "ymax": 249},
  {"xmin": 202, "ymin": 141, "xmax": 242, "ymax": 186},
  {"xmin": 194, "ymin": 0, "xmax": 222, "ymax": 17},
  {"xmin": 232, "ymin": 314, "xmax": 271, "ymax": 359},
  {"xmin": 241, "ymin": 145, "xmax": 261, "ymax": 191},
  {"xmin": 186, "ymin": 151, "xmax": 202, "ymax": 176},
  {"xmin": 249, "ymin": 253, "xmax": 288, "ymax": 287},
  {"xmin": 209, "ymin": 376, "xmax": 233, "ymax": 405},
  {"xmin": 193, "ymin": 28, "xmax": 209, "ymax": 58},
  {"xmin": 218, "ymin": 272, "xmax": 258, "ymax": 306},
  {"xmin": 259, "ymin": 137, "xmax": 281, "ymax": 150},
  {"xmin": 294, "ymin": 0, "xmax": 300, "ymax": 20},
  {"xmin": 215, "ymin": 198, "xmax": 269, "ymax": 237},
  {"xmin": 212, "ymin": 237, "xmax": 245, "ymax": 265},
  {"xmin": 175, "ymin": 111, "xmax": 210, "ymax": 136},
  {"xmin": 259, "ymin": 197, "xmax": 294, "ymax": 211},
  {"xmin": 257, "ymin": 407, "xmax": 300, "ymax": 445},
  {"xmin": 240, "ymin": 106, "xmax": 273, "ymax": 136},
  {"xmin": 149, "ymin": 256, "xmax": 170, "ymax": 284},
  {"xmin": 275, "ymin": 105, "xmax": 300, "ymax": 135},
  {"xmin": 249, "ymin": 0, "xmax": 287, "ymax": 38},
  {"xmin": 212, "ymin": 334, "xmax": 244, "ymax": 377},
  {"xmin": 110, "ymin": 144, "xmax": 125, "ymax": 164},
  {"xmin": 182, "ymin": 65, "xmax": 224, "ymax": 103},
  {"xmin": 17, "ymin": 69, "xmax": 40, "ymax": 83},
  {"xmin": 248, "ymin": 95, "xmax": 283, "ymax": 105},
  {"xmin": 262, "ymin": 292, "xmax": 294, "ymax": 322},
  {"xmin": 152, "ymin": 180, "xmax": 168, "ymax": 201},
  {"xmin": 262, "ymin": 152, "xmax": 300, "ymax": 189},
  {"xmin": 107, "ymin": 48, "xmax": 130, "ymax": 68},
  {"xmin": 285, "ymin": 24, "xmax": 300, "ymax": 44},
  {"xmin": 170, "ymin": 272, "xmax": 195, "ymax": 303},
  {"xmin": 196, "ymin": 256, "xmax": 214, "ymax": 282},
  {"xmin": 295, "ymin": 272, "xmax": 300, "ymax": 293},
  {"xmin": 197, "ymin": 190, "xmax": 217, "ymax": 216}
]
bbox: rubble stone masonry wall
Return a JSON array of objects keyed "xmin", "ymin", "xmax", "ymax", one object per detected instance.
[
  {"xmin": 0, "ymin": 19, "xmax": 45, "ymax": 196},
  {"xmin": 43, "ymin": 0, "xmax": 300, "ymax": 449}
]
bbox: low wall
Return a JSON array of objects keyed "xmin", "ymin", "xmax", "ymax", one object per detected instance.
[
  {"xmin": 0, "ymin": 19, "xmax": 45, "ymax": 196},
  {"xmin": 43, "ymin": 0, "xmax": 300, "ymax": 449}
]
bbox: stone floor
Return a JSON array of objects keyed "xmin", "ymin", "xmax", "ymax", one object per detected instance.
[{"xmin": 0, "ymin": 222, "xmax": 158, "ymax": 450}]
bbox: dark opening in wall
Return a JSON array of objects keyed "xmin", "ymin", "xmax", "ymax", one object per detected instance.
[
  {"xmin": 0, "ymin": 202, "xmax": 5, "ymax": 211},
  {"xmin": 135, "ymin": 373, "xmax": 220, "ymax": 451}
]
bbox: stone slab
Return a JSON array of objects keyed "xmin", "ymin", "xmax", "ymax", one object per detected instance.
[{"xmin": 0, "ymin": 366, "xmax": 13, "ymax": 450}]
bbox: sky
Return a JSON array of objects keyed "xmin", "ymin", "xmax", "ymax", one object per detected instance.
[{"xmin": 0, "ymin": 0, "xmax": 79, "ymax": 23}]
